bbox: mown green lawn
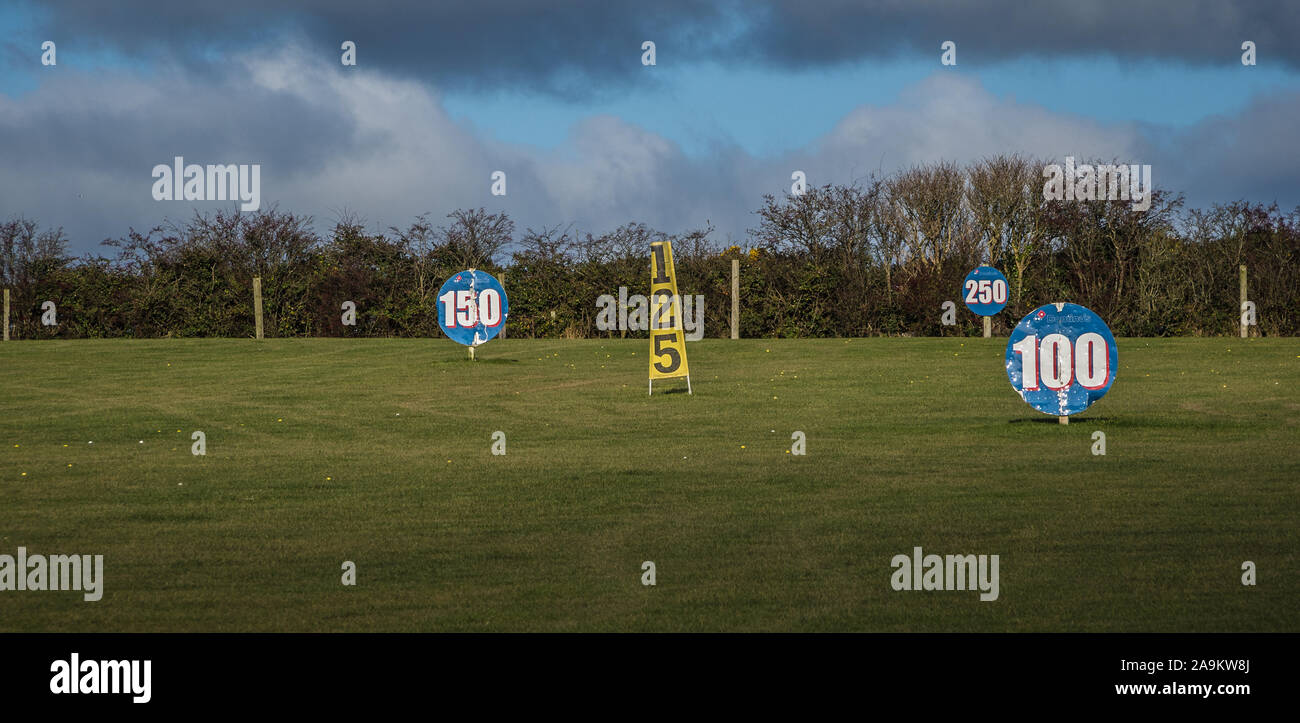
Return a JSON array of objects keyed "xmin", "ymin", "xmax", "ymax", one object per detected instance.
[{"xmin": 0, "ymin": 337, "xmax": 1296, "ymax": 631}]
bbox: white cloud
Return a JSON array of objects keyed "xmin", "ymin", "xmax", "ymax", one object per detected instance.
[{"xmin": 0, "ymin": 48, "xmax": 1295, "ymax": 254}]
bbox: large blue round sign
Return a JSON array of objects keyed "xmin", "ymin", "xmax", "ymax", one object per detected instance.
[
  {"xmin": 1005, "ymin": 303, "xmax": 1117, "ymax": 416},
  {"xmin": 436, "ymin": 270, "xmax": 508, "ymax": 346},
  {"xmin": 962, "ymin": 266, "xmax": 1009, "ymax": 316}
]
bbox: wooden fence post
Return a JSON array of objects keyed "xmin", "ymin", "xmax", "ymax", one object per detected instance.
[
  {"xmin": 253, "ymin": 276, "xmax": 264, "ymax": 340},
  {"xmin": 730, "ymin": 258, "xmax": 739, "ymax": 340},
  {"xmin": 1239, "ymin": 264, "xmax": 1248, "ymax": 339}
]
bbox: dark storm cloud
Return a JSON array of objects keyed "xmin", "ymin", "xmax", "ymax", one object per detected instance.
[
  {"xmin": 31, "ymin": 0, "xmax": 1300, "ymax": 96},
  {"xmin": 741, "ymin": 0, "xmax": 1298, "ymax": 69},
  {"xmin": 33, "ymin": 0, "xmax": 742, "ymax": 97}
]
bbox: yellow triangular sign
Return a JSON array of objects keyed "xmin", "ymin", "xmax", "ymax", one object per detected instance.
[{"xmin": 648, "ymin": 241, "xmax": 691, "ymax": 394}]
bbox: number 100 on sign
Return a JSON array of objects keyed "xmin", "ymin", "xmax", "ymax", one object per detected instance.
[
  {"xmin": 1005, "ymin": 303, "xmax": 1117, "ymax": 416},
  {"xmin": 1012, "ymin": 333, "xmax": 1109, "ymax": 390}
]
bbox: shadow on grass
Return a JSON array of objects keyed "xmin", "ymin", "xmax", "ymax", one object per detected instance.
[
  {"xmin": 431, "ymin": 358, "xmax": 520, "ymax": 365},
  {"xmin": 1009, "ymin": 416, "xmax": 1116, "ymax": 424}
]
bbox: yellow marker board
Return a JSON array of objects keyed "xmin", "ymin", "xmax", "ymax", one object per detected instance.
[{"xmin": 648, "ymin": 241, "xmax": 691, "ymax": 394}]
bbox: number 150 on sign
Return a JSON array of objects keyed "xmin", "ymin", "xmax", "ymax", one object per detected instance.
[{"xmin": 438, "ymin": 288, "xmax": 503, "ymax": 328}]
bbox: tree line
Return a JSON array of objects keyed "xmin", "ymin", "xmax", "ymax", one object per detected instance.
[{"xmin": 2, "ymin": 155, "xmax": 1296, "ymax": 339}]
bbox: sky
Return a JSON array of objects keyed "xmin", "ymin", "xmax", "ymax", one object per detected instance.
[{"xmin": 1, "ymin": 0, "xmax": 1298, "ymax": 254}]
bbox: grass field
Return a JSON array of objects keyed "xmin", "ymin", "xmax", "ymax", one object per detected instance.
[{"xmin": 1, "ymin": 337, "xmax": 1297, "ymax": 632}]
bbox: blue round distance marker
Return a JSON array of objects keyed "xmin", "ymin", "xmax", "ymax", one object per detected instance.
[
  {"xmin": 962, "ymin": 266, "xmax": 1009, "ymax": 317},
  {"xmin": 436, "ymin": 270, "xmax": 508, "ymax": 347},
  {"xmin": 1005, "ymin": 303, "xmax": 1117, "ymax": 416}
]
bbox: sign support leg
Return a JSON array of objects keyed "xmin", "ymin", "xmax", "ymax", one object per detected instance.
[{"xmin": 983, "ymin": 316, "xmax": 991, "ymax": 338}]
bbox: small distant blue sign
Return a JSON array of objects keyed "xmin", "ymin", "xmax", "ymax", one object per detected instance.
[
  {"xmin": 962, "ymin": 266, "xmax": 1009, "ymax": 316},
  {"xmin": 436, "ymin": 270, "xmax": 508, "ymax": 347},
  {"xmin": 1005, "ymin": 303, "xmax": 1117, "ymax": 416}
]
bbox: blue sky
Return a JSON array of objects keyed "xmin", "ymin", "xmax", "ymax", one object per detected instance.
[
  {"xmin": 441, "ymin": 57, "xmax": 1299, "ymax": 157},
  {"xmin": 2, "ymin": 0, "xmax": 1298, "ymax": 252}
]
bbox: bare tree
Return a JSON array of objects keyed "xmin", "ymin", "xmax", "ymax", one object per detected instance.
[
  {"xmin": 885, "ymin": 162, "xmax": 970, "ymax": 272},
  {"xmin": 0, "ymin": 217, "xmax": 69, "ymax": 287},
  {"xmin": 967, "ymin": 154, "xmax": 1036, "ymax": 268},
  {"xmin": 439, "ymin": 208, "xmax": 514, "ymax": 269}
]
